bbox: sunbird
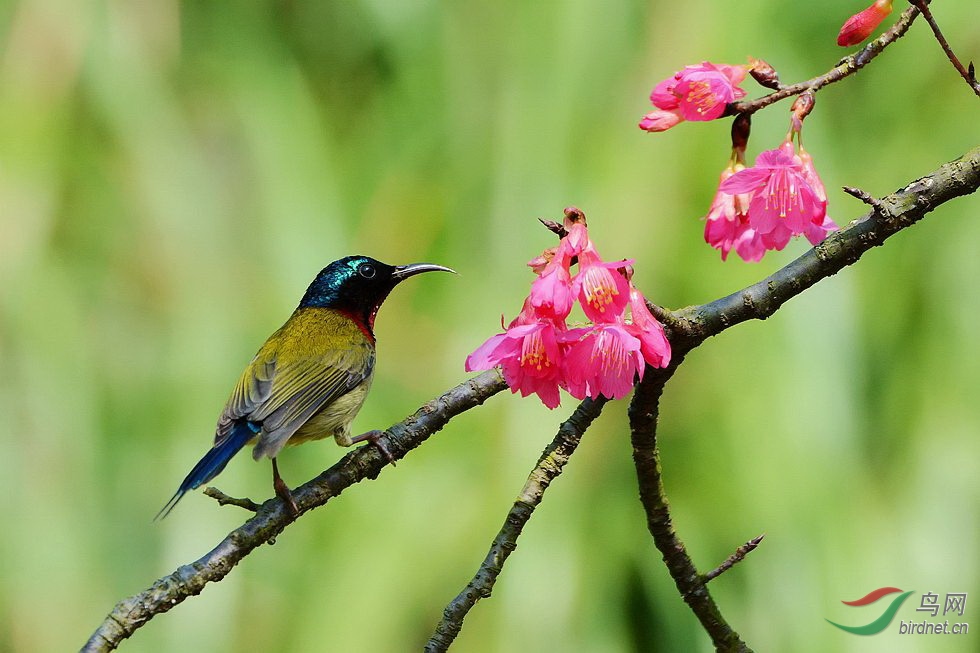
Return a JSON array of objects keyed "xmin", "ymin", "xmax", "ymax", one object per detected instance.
[{"xmin": 158, "ymin": 255, "xmax": 454, "ymax": 518}]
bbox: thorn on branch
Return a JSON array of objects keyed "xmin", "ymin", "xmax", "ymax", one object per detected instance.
[
  {"xmin": 204, "ymin": 487, "xmax": 261, "ymax": 512},
  {"xmin": 842, "ymin": 186, "xmax": 886, "ymax": 213},
  {"xmin": 538, "ymin": 218, "xmax": 568, "ymax": 238},
  {"xmin": 702, "ymin": 534, "xmax": 766, "ymax": 583}
]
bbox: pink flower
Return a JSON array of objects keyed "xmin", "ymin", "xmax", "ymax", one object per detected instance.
[
  {"xmin": 638, "ymin": 109, "xmax": 683, "ymax": 132},
  {"xmin": 562, "ymin": 323, "xmax": 645, "ymax": 401},
  {"xmin": 703, "ymin": 164, "xmax": 763, "ymax": 262},
  {"xmin": 837, "ymin": 0, "xmax": 893, "ymax": 47},
  {"xmin": 573, "ymin": 249, "xmax": 631, "ymax": 323},
  {"xmin": 526, "ymin": 249, "xmax": 555, "ymax": 275},
  {"xmin": 466, "ymin": 315, "xmax": 566, "ymax": 409},
  {"xmin": 798, "ymin": 148, "xmax": 838, "ymax": 245},
  {"xmin": 733, "ymin": 226, "xmax": 769, "ymax": 262},
  {"xmin": 804, "ymin": 214, "xmax": 838, "ymax": 246},
  {"xmin": 797, "ymin": 149, "xmax": 827, "ymax": 204},
  {"xmin": 640, "ymin": 62, "xmax": 748, "ymax": 132},
  {"xmin": 529, "ymin": 250, "xmax": 575, "ymax": 320},
  {"xmin": 719, "ymin": 142, "xmax": 826, "ymax": 238},
  {"xmin": 626, "ymin": 289, "xmax": 671, "ymax": 369},
  {"xmin": 466, "ymin": 214, "xmax": 671, "ymax": 408},
  {"xmin": 559, "ymin": 221, "xmax": 590, "ymax": 257},
  {"xmin": 708, "ymin": 137, "xmax": 838, "ymax": 259}
]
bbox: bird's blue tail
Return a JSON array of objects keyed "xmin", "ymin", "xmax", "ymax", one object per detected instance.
[{"xmin": 156, "ymin": 421, "xmax": 257, "ymax": 520}]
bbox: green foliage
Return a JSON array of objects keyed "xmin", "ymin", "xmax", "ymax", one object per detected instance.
[{"xmin": 0, "ymin": 1, "xmax": 976, "ymax": 651}]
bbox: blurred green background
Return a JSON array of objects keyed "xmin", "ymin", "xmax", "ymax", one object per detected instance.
[{"xmin": 1, "ymin": 1, "xmax": 978, "ymax": 651}]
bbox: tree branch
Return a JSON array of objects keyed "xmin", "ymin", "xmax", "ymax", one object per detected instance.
[
  {"xmin": 702, "ymin": 534, "xmax": 766, "ymax": 584},
  {"xmin": 629, "ymin": 146, "xmax": 979, "ymax": 651},
  {"xmin": 910, "ymin": 0, "xmax": 980, "ymax": 97},
  {"xmin": 82, "ymin": 370, "xmax": 507, "ymax": 653},
  {"xmin": 84, "ymin": 146, "xmax": 979, "ymax": 652},
  {"xmin": 630, "ymin": 357, "xmax": 752, "ymax": 652},
  {"xmin": 729, "ymin": 4, "xmax": 920, "ymax": 115},
  {"xmin": 202, "ymin": 487, "xmax": 261, "ymax": 512},
  {"xmin": 661, "ymin": 145, "xmax": 980, "ymax": 345},
  {"xmin": 425, "ymin": 396, "xmax": 608, "ymax": 652}
]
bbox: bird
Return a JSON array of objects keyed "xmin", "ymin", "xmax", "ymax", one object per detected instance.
[{"xmin": 157, "ymin": 255, "xmax": 454, "ymax": 519}]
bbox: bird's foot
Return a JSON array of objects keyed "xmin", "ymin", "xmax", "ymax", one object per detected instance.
[
  {"xmin": 349, "ymin": 430, "xmax": 396, "ymax": 465},
  {"xmin": 273, "ymin": 477, "xmax": 299, "ymax": 517},
  {"xmin": 271, "ymin": 458, "xmax": 299, "ymax": 517}
]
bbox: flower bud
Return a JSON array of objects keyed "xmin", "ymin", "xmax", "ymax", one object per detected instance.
[
  {"xmin": 748, "ymin": 58, "xmax": 780, "ymax": 90},
  {"xmin": 791, "ymin": 92, "xmax": 815, "ymax": 122},
  {"xmin": 837, "ymin": 0, "xmax": 893, "ymax": 47}
]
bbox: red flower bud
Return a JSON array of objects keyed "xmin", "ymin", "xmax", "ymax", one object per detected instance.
[{"xmin": 837, "ymin": 0, "xmax": 893, "ymax": 47}]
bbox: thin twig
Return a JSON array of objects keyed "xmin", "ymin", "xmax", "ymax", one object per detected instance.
[
  {"xmin": 729, "ymin": 5, "xmax": 920, "ymax": 115},
  {"xmin": 841, "ymin": 185, "xmax": 886, "ymax": 212},
  {"xmin": 911, "ymin": 0, "xmax": 980, "ymax": 97},
  {"xmin": 426, "ymin": 397, "xmax": 608, "ymax": 652},
  {"xmin": 203, "ymin": 487, "xmax": 261, "ymax": 512},
  {"xmin": 703, "ymin": 534, "xmax": 766, "ymax": 584}
]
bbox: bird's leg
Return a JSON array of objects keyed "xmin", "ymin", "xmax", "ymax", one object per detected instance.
[
  {"xmin": 271, "ymin": 458, "xmax": 299, "ymax": 516},
  {"xmin": 348, "ymin": 430, "xmax": 396, "ymax": 465}
]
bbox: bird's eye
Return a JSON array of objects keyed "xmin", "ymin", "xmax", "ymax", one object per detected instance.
[{"xmin": 358, "ymin": 263, "xmax": 376, "ymax": 279}]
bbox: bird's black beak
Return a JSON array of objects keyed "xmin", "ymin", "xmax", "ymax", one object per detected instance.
[{"xmin": 391, "ymin": 262, "xmax": 456, "ymax": 280}]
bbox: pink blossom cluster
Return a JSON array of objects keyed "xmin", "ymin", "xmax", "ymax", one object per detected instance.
[
  {"xmin": 704, "ymin": 139, "xmax": 838, "ymax": 262},
  {"xmin": 466, "ymin": 220, "xmax": 671, "ymax": 408},
  {"xmin": 639, "ymin": 62, "xmax": 749, "ymax": 132},
  {"xmin": 638, "ymin": 57, "xmax": 839, "ymax": 262}
]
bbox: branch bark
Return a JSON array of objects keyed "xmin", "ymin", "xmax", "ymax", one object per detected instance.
[
  {"xmin": 83, "ymin": 146, "xmax": 979, "ymax": 652},
  {"xmin": 82, "ymin": 370, "xmax": 507, "ymax": 653},
  {"xmin": 629, "ymin": 358, "xmax": 752, "ymax": 652},
  {"xmin": 911, "ymin": 0, "xmax": 980, "ymax": 97},
  {"xmin": 702, "ymin": 534, "xmax": 766, "ymax": 584},
  {"xmin": 662, "ymin": 145, "xmax": 980, "ymax": 346},
  {"xmin": 729, "ymin": 4, "xmax": 920, "ymax": 115},
  {"xmin": 627, "ymin": 145, "xmax": 979, "ymax": 651},
  {"xmin": 426, "ymin": 397, "xmax": 608, "ymax": 652}
]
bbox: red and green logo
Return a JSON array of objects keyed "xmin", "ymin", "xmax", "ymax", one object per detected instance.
[{"xmin": 826, "ymin": 587, "xmax": 914, "ymax": 635}]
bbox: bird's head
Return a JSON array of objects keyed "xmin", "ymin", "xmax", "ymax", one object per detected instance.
[{"xmin": 299, "ymin": 255, "xmax": 455, "ymax": 334}]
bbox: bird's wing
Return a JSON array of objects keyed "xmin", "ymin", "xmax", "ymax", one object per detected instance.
[{"xmin": 215, "ymin": 310, "xmax": 375, "ymax": 457}]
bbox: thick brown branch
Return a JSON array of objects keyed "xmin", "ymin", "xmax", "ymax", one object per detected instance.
[
  {"xmin": 630, "ymin": 145, "xmax": 978, "ymax": 652},
  {"xmin": 425, "ymin": 397, "xmax": 608, "ymax": 652},
  {"xmin": 81, "ymin": 370, "xmax": 507, "ymax": 653},
  {"xmin": 729, "ymin": 5, "xmax": 920, "ymax": 115},
  {"xmin": 629, "ymin": 359, "xmax": 752, "ymax": 652}
]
